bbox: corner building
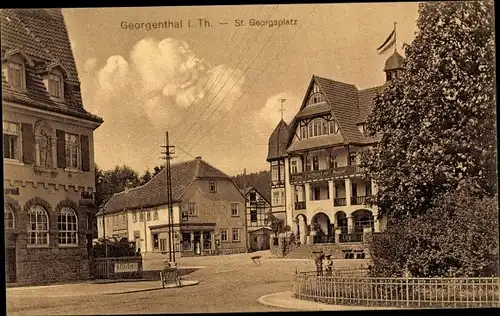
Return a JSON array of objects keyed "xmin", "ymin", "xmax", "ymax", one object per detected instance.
[
  {"xmin": 267, "ymin": 52, "xmax": 405, "ymax": 254},
  {"xmin": 2, "ymin": 9, "xmax": 103, "ymax": 284}
]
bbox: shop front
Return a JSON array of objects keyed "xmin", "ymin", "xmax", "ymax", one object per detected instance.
[{"xmin": 180, "ymin": 223, "xmax": 216, "ymax": 256}]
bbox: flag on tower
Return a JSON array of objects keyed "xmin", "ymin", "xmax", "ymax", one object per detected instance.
[{"xmin": 377, "ymin": 23, "xmax": 397, "ymax": 54}]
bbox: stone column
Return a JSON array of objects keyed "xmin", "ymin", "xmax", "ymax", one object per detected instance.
[
  {"xmin": 347, "ymin": 216, "xmax": 353, "ymax": 233},
  {"xmin": 190, "ymin": 231, "xmax": 194, "ymax": 251},
  {"xmin": 335, "ymin": 227, "xmax": 341, "ymax": 243},
  {"xmin": 328, "ymin": 180, "xmax": 334, "ymax": 202},
  {"xmin": 200, "ymin": 231, "xmax": 204, "ymax": 254},
  {"xmin": 345, "ymin": 178, "xmax": 352, "ymax": 206}
]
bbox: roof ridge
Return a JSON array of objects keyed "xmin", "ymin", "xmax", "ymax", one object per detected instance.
[{"xmin": 199, "ymin": 158, "xmax": 231, "ymax": 178}]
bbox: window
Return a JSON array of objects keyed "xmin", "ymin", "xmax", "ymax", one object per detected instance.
[
  {"xmin": 291, "ymin": 161, "xmax": 298, "ymax": 174},
  {"xmin": 27, "ymin": 205, "xmax": 49, "ymax": 245},
  {"xmin": 147, "ymin": 211, "xmax": 151, "ymax": 221},
  {"xmin": 273, "ymin": 192, "xmax": 280, "ymax": 205},
  {"xmin": 139, "ymin": 212, "xmax": 144, "ymax": 222},
  {"xmin": 280, "ymin": 191, "xmax": 285, "ymax": 205},
  {"xmin": 188, "ymin": 202, "xmax": 197, "ymax": 217},
  {"xmin": 48, "ymin": 73, "xmax": 63, "ymax": 98},
  {"xmin": 250, "ymin": 210, "xmax": 257, "ymax": 222},
  {"xmin": 331, "ymin": 155, "xmax": 338, "ymax": 168},
  {"xmin": 220, "ymin": 229, "xmax": 228, "ymax": 242},
  {"xmin": 352, "ymin": 183, "xmax": 358, "ymax": 197},
  {"xmin": 307, "ymin": 92, "xmax": 326, "ymax": 105},
  {"xmin": 312, "ymin": 156, "xmax": 319, "ymax": 171},
  {"xmin": 154, "ymin": 210, "xmax": 158, "ymax": 220},
  {"xmin": 271, "ymin": 165, "xmax": 279, "ymax": 181},
  {"xmin": 181, "ymin": 209, "xmax": 189, "ymax": 221},
  {"xmin": 58, "ymin": 207, "xmax": 78, "ymax": 245},
  {"xmin": 232, "ymin": 228, "xmax": 240, "ymax": 242},
  {"xmin": 7, "ymin": 62, "xmax": 24, "ymax": 89},
  {"xmin": 365, "ymin": 180, "xmax": 372, "ymax": 196},
  {"xmin": 153, "ymin": 233, "xmax": 159, "ymax": 249},
  {"xmin": 209, "ymin": 180, "xmax": 217, "ymax": 193},
  {"xmin": 329, "ymin": 121, "xmax": 335, "ymax": 134},
  {"xmin": 65, "ymin": 133, "xmax": 80, "ymax": 169},
  {"xmin": 322, "ymin": 120, "xmax": 328, "ymax": 135},
  {"xmin": 3, "ymin": 121, "xmax": 20, "ymax": 160},
  {"xmin": 4, "ymin": 205, "xmax": 14, "ymax": 228},
  {"xmin": 249, "ymin": 192, "xmax": 256, "ymax": 202},
  {"xmin": 122, "ymin": 214, "xmax": 126, "ymax": 223},
  {"xmin": 308, "ymin": 124, "xmax": 313, "ymax": 138},
  {"xmin": 301, "ymin": 126, "xmax": 307, "ymax": 139},
  {"xmin": 349, "ymin": 152, "xmax": 357, "ymax": 165},
  {"xmin": 133, "ymin": 211, "xmax": 137, "ymax": 222},
  {"xmin": 313, "ymin": 187, "xmax": 321, "ymax": 200},
  {"xmin": 279, "ymin": 164, "xmax": 285, "ymax": 179},
  {"xmin": 231, "ymin": 203, "xmax": 239, "ymax": 217}
]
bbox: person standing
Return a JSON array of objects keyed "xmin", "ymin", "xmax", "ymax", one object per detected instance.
[
  {"xmin": 324, "ymin": 254, "xmax": 333, "ymax": 276},
  {"xmin": 315, "ymin": 251, "xmax": 325, "ymax": 276}
]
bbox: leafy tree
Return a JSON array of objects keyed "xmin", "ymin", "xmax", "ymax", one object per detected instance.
[
  {"xmin": 267, "ymin": 211, "xmax": 285, "ymax": 237},
  {"xmin": 361, "ymin": 1, "xmax": 496, "ymax": 220},
  {"xmin": 369, "ymin": 185, "xmax": 499, "ymax": 277},
  {"xmin": 95, "ymin": 165, "xmax": 141, "ymax": 207},
  {"xmin": 93, "ymin": 237, "xmax": 137, "ymax": 258},
  {"xmin": 153, "ymin": 165, "xmax": 165, "ymax": 177},
  {"xmin": 140, "ymin": 169, "xmax": 153, "ymax": 185}
]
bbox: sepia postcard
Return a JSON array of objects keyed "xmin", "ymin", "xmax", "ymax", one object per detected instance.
[{"xmin": 3, "ymin": 2, "xmax": 498, "ymax": 314}]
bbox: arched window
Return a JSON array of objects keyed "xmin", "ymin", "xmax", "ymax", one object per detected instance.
[
  {"xmin": 307, "ymin": 92, "xmax": 326, "ymax": 106},
  {"xmin": 58, "ymin": 207, "xmax": 78, "ymax": 245},
  {"xmin": 4, "ymin": 205, "xmax": 14, "ymax": 228},
  {"xmin": 28, "ymin": 205, "xmax": 49, "ymax": 245},
  {"xmin": 35, "ymin": 123, "xmax": 54, "ymax": 169}
]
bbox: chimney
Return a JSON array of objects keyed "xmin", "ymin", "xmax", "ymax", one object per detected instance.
[{"xmin": 124, "ymin": 180, "xmax": 134, "ymax": 193}]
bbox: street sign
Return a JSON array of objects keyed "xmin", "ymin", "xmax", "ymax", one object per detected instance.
[{"xmin": 115, "ymin": 262, "xmax": 139, "ymax": 273}]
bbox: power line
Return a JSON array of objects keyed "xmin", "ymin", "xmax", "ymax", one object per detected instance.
[
  {"xmin": 178, "ymin": 5, "xmax": 319, "ymax": 159},
  {"xmin": 170, "ymin": 6, "xmax": 263, "ymax": 139},
  {"xmin": 176, "ymin": 5, "xmax": 280, "ymax": 147},
  {"xmin": 140, "ymin": 6, "xmax": 267, "ymax": 164}
]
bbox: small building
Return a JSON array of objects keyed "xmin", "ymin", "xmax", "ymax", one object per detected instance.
[
  {"xmin": 97, "ymin": 157, "xmax": 247, "ymax": 258},
  {"xmin": 2, "ymin": 9, "xmax": 103, "ymax": 284},
  {"xmin": 241, "ymin": 187, "xmax": 272, "ymax": 251}
]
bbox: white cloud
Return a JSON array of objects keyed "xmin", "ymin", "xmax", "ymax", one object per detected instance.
[
  {"xmin": 83, "ymin": 57, "xmax": 97, "ymax": 73},
  {"xmin": 83, "ymin": 37, "xmax": 245, "ymax": 172},
  {"xmin": 255, "ymin": 91, "xmax": 302, "ymax": 136}
]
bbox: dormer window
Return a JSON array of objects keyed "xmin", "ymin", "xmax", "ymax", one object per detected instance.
[
  {"xmin": 7, "ymin": 62, "xmax": 24, "ymax": 88},
  {"xmin": 307, "ymin": 92, "xmax": 326, "ymax": 106},
  {"xmin": 48, "ymin": 73, "xmax": 63, "ymax": 98}
]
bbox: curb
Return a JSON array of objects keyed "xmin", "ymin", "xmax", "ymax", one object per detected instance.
[
  {"xmin": 257, "ymin": 292, "xmax": 394, "ymax": 311},
  {"xmin": 108, "ymin": 280, "xmax": 200, "ymax": 295}
]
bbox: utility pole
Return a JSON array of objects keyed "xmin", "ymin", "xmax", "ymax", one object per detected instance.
[{"xmin": 161, "ymin": 132, "xmax": 176, "ymax": 263}]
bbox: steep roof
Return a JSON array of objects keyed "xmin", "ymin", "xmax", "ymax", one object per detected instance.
[
  {"xmin": 101, "ymin": 157, "xmax": 231, "ymax": 214},
  {"xmin": 267, "ymin": 119, "xmax": 290, "ymax": 161},
  {"xmin": 240, "ymin": 186, "xmax": 271, "ymax": 206},
  {"xmin": 285, "ymin": 75, "xmax": 384, "ymax": 150},
  {"xmin": 1, "ymin": 9, "xmax": 103, "ymax": 124}
]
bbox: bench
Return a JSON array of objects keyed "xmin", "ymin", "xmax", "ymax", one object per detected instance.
[{"xmin": 251, "ymin": 255, "xmax": 262, "ymax": 265}]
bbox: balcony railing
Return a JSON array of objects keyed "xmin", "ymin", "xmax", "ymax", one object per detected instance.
[
  {"xmin": 339, "ymin": 232, "xmax": 363, "ymax": 243},
  {"xmin": 333, "ymin": 198, "xmax": 347, "ymax": 207},
  {"xmin": 290, "ymin": 165, "xmax": 364, "ymax": 183},
  {"xmin": 351, "ymin": 196, "xmax": 367, "ymax": 205},
  {"xmin": 313, "ymin": 235, "xmax": 336, "ymax": 244},
  {"xmin": 295, "ymin": 201, "xmax": 306, "ymax": 210}
]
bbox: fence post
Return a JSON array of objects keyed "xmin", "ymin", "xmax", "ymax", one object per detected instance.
[{"xmin": 404, "ymin": 268, "xmax": 410, "ymax": 307}]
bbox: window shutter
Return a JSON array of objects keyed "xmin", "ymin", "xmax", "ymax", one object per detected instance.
[
  {"xmin": 21, "ymin": 123, "xmax": 35, "ymax": 164},
  {"xmin": 56, "ymin": 129, "xmax": 66, "ymax": 168},
  {"xmin": 80, "ymin": 134, "xmax": 90, "ymax": 171}
]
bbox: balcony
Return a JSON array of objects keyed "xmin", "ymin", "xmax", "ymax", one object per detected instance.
[
  {"xmin": 351, "ymin": 196, "xmax": 371, "ymax": 206},
  {"xmin": 294, "ymin": 201, "xmax": 306, "ymax": 210},
  {"xmin": 290, "ymin": 165, "xmax": 364, "ymax": 184},
  {"xmin": 333, "ymin": 198, "xmax": 347, "ymax": 207}
]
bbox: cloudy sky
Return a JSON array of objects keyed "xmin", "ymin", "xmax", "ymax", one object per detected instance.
[{"xmin": 63, "ymin": 3, "xmax": 419, "ymax": 176}]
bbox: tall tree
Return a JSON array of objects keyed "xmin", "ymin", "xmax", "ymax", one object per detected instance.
[
  {"xmin": 140, "ymin": 169, "xmax": 153, "ymax": 185},
  {"xmin": 361, "ymin": 1, "xmax": 496, "ymax": 220},
  {"xmin": 95, "ymin": 165, "xmax": 141, "ymax": 207}
]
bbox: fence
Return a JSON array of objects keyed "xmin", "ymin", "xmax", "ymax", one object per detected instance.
[
  {"xmin": 93, "ymin": 256, "xmax": 143, "ymax": 279},
  {"xmin": 293, "ymin": 271, "xmax": 500, "ymax": 308}
]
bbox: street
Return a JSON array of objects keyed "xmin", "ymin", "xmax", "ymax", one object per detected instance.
[{"xmin": 6, "ymin": 251, "xmax": 368, "ymax": 315}]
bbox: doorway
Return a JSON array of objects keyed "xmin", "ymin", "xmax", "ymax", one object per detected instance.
[{"xmin": 193, "ymin": 231, "xmax": 201, "ymax": 255}]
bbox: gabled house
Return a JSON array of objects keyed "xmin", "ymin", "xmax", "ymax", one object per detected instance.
[
  {"xmin": 240, "ymin": 186, "xmax": 272, "ymax": 251},
  {"xmin": 2, "ymin": 9, "xmax": 103, "ymax": 285},
  {"xmin": 267, "ymin": 52, "xmax": 405, "ymax": 249},
  {"xmin": 97, "ymin": 157, "xmax": 247, "ymax": 257}
]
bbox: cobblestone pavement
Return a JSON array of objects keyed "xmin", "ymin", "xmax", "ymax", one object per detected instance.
[{"xmin": 6, "ymin": 251, "xmax": 369, "ymax": 315}]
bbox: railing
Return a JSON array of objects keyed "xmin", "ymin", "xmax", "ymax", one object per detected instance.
[
  {"xmin": 351, "ymin": 196, "xmax": 368, "ymax": 205},
  {"xmin": 295, "ymin": 201, "xmax": 307, "ymax": 210},
  {"xmin": 93, "ymin": 256, "xmax": 143, "ymax": 279},
  {"xmin": 290, "ymin": 165, "xmax": 364, "ymax": 183},
  {"xmin": 313, "ymin": 234, "xmax": 336, "ymax": 244},
  {"xmin": 333, "ymin": 198, "xmax": 347, "ymax": 207},
  {"xmin": 339, "ymin": 232, "xmax": 363, "ymax": 243},
  {"xmin": 293, "ymin": 272, "xmax": 500, "ymax": 308}
]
